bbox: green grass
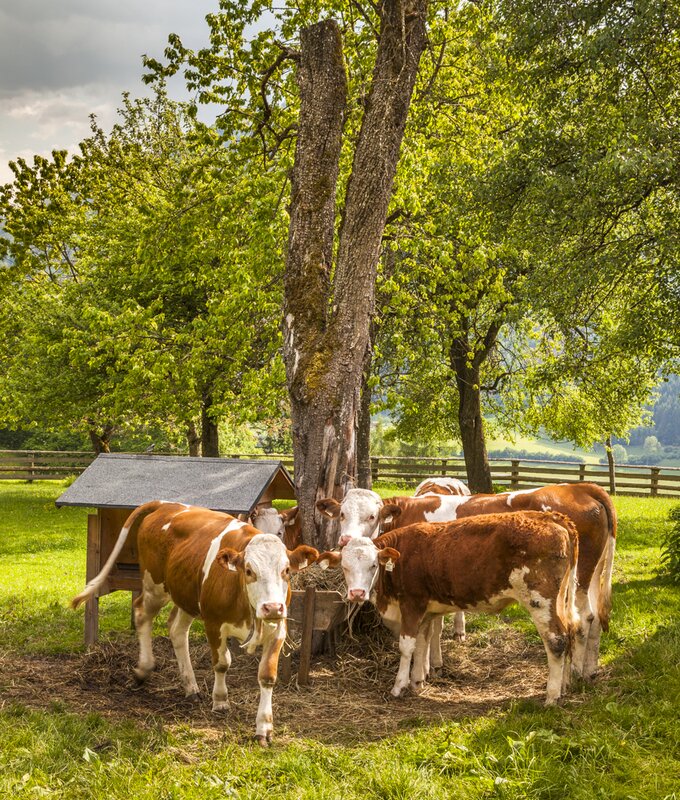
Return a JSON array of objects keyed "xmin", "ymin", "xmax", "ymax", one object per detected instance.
[{"xmin": 1, "ymin": 482, "xmax": 679, "ymax": 799}]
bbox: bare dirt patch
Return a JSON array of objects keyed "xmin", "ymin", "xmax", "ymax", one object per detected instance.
[{"xmin": 0, "ymin": 616, "xmax": 561, "ymax": 745}]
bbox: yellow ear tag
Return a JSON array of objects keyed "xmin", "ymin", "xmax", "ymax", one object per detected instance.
[
  {"xmin": 227, "ymin": 562, "xmax": 237, "ymax": 572},
  {"xmin": 299, "ymin": 559, "xmax": 308, "ymax": 569},
  {"xmin": 385, "ymin": 559, "xmax": 394, "ymax": 572}
]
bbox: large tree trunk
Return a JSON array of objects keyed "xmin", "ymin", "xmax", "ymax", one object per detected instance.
[
  {"xmin": 283, "ymin": 6, "xmax": 428, "ymax": 549},
  {"xmin": 456, "ymin": 368, "xmax": 493, "ymax": 493},
  {"xmin": 450, "ymin": 322, "xmax": 499, "ymax": 494},
  {"xmin": 201, "ymin": 394, "xmax": 219, "ymax": 457}
]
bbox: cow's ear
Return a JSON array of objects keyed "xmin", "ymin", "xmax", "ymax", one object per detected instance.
[
  {"xmin": 216, "ymin": 548, "xmax": 244, "ymax": 573},
  {"xmin": 379, "ymin": 504, "xmax": 401, "ymax": 525},
  {"xmin": 287, "ymin": 545, "xmax": 319, "ymax": 572},
  {"xmin": 281, "ymin": 506, "xmax": 299, "ymax": 525},
  {"xmin": 377, "ymin": 546, "xmax": 400, "ymax": 569},
  {"xmin": 315, "ymin": 550, "xmax": 342, "ymax": 570},
  {"xmin": 316, "ymin": 498, "xmax": 342, "ymax": 518}
]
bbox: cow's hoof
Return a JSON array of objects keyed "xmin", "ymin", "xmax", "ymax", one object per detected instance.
[
  {"xmin": 132, "ymin": 667, "xmax": 151, "ymax": 684},
  {"xmin": 410, "ymin": 680, "xmax": 425, "ymax": 694},
  {"xmin": 390, "ymin": 687, "xmax": 406, "ymax": 699},
  {"xmin": 212, "ymin": 699, "xmax": 229, "ymax": 713},
  {"xmin": 453, "ymin": 633, "xmax": 466, "ymax": 643},
  {"xmin": 254, "ymin": 733, "xmax": 271, "ymax": 747},
  {"xmin": 184, "ymin": 691, "xmax": 201, "ymax": 704},
  {"xmin": 430, "ymin": 666, "xmax": 443, "ymax": 678}
]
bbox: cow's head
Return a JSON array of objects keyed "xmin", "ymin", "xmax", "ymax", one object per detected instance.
[
  {"xmin": 316, "ymin": 489, "xmax": 400, "ymax": 546},
  {"xmin": 316, "ymin": 538, "xmax": 400, "ymax": 604},
  {"xmin": 217, "ymin": 534, "xmax": 318, "ymax": 620},
  {"xmin": 250, "ymin": 506, "xmax": 285, "ymax": 539}
]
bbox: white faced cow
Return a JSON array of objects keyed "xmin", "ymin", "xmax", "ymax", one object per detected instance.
[
  {"xmin": 318, "ymin": 482, "xmax": 616, "ymax": 678},
  {"xmin": 317, "ymin": 511, "xmax": 581, "ymax": 705},
  {"xmin": 251, "ymin": 505, "xmax": 302, "ymax": 550},
  {"xmin": 72, "ymin": 501, "xmax": 317, "ymax": 745}
]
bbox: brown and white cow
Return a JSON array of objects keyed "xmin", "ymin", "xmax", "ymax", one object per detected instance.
[
  {"xmin": 317, "ymin": 482, "xmax": 616, "ymax": 678},
  {"xmin": 251, "ymin": 505, "xmax": 302, "ymax": 550},
  {"xmin": 317, "ymin": 511, "xmax": 580, "ymax": 705},
  {"xmin": 414, "ymin": 476, "xmax": 471, "ymax": 497},
  {"xmin": 71, "ymin": 501, "xmax": 317, "ymax": 745}
]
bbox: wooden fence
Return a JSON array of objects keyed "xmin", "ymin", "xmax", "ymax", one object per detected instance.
[{"xmin": 2, "ymin": 449, "xmax": 679, "ymax": 498}]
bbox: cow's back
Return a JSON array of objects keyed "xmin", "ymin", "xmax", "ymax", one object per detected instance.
[
  {"xmin": 137, "ymin": 504, "xmax": 256, "ymax": 618},
  {"xmin": 377, "ymin": 511, "xmax": 575, "ymax": 611}
]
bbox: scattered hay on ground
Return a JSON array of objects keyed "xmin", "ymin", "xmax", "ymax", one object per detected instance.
[{"xmin": 0, "ymin": 617, "xmax": 572, "ymax": 745}]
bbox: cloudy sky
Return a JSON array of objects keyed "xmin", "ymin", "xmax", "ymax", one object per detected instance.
[{"xmin": 0, "ymin": 0, "xmax": 219, "ymax": 184}]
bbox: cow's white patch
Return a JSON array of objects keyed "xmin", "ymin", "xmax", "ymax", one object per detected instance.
[
  {"xmin": 506, "ymin": 487, "xmax": 541, "ymax": 506},
  {"xmin": 422, "ymin": 494, "xmax": 471, "ymax": 522},
  {"xmin": 202, "ymin": 520, "xmax": 246, "ymax": 583},
  {"xmin": 541, "ymin": 504, "xmax": 552, "ymax": 512},
  {"xmin": 392, "ymin": 635, "xmax": 417, "ymax": 696},
  {"xmin": 162, "ymin": 522, "xmax": 171, "ymax": 531},
  {"xmin": 414, "ymin": 476, "xmax": 470, "ymax": 496}
]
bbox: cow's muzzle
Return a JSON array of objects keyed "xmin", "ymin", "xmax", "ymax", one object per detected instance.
[
  {"xmin": 260, "ymin": 602, "xmax": 286, "ymax": 619},
  {"xmin": 347, "ymin": 588, "xmax": 366, "ymax": 603}
]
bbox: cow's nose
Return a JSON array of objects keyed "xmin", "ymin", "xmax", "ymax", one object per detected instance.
[
  {"xmin": 262, "ymin": 603, "xmax": 285, "ymax": 618},
  {"xmin": 338, "ymin": 534, "xmax": 351, "ymax": 547},
  {"xmin": 348, "ymin": 588, "xmax": 366, "ymax": 603}
]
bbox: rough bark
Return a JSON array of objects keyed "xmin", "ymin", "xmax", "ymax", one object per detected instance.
[
  {"xmin": 283, "ymin": 5, "xmax": 429, "ymax": 550},
  {"xmin": 605, "ymin": 435, "xmax": 617, "ymax": 495},
  {"xmin": 357, "ymin": 341, "xmax": 374, "ymax": 490},
  {"xmin": 201, "ymin": 394, "xmax": 220, "ymax": 457},
  {"xmin": 450, "ymin": 322, "xmax": 497, "ymax": 494}
]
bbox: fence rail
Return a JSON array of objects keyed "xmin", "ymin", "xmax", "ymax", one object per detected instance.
[{"xmin": 1, "ymin": 450, "xmax": 679, "ymax": 498}]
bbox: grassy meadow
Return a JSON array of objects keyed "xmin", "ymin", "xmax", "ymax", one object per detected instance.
[{"xmin": 0, "ymin": 481, "xmax": 679, "ymax": 799}]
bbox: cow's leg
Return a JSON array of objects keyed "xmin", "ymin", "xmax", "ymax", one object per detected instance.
[
  {"xmin": 133, "ymin": 571, "xmax": 169, "ymax": 682},
  {"xmin": 411, "ymin": 615, "xmax": 434, "ymax": 692},
  {"xmin": 572, "ymin": 588, "xmax": 594, "ymax": 679},
  {"xmin": 524, "ymin": 597, "xmax": 569, "ymax": 705},
  {"xmin": 168, "ymin": 606, "xmax": 199, "ymax": 697},
  {"xmin": 254, "ymin": 621, "xmax": 286, "ymax": 746},
  {"xmin": 453, "ymin": 611, "xmax": 466, "ymax": 642},
  {"xmin": 392, "ymin": 605, "xmax": 423, "ymax": 698},
  {"xmin": 205, "ymin": 621, "xmax": 233, "ymax": 712},
  {"xmin": 583, "ymin": 616, "xmax": 602, "ymax": 681},
  {"xmin": 429, "ymin": 615, "xmax": 444, "ymax": 674}
]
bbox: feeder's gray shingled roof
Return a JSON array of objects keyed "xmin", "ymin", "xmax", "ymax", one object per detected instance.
[{"xmin": 55, "ymin": 453, "xmax": 295, "ymax": 514}]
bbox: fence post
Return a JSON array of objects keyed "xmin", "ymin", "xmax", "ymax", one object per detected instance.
[
  {"xmin": 441, "ymin": 458, "xmax": 447, "ymax": 477},
  {"xmin": 371, "ymin": 456, "xmax": 379, "ymax": 484},
  {"xmin": 510, "ymin": 459, "xmax": 520, "ymax": 489},
  {"xmin": 579, "ymin": 463, "xmax": 586, "ymax": 482},
  {"xmin": 650, "ymin": 467, "xmax": 660, "ymax": 497}
]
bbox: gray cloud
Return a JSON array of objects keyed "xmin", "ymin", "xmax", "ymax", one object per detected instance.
[{"xmin": 0, "ymin": 0, "xmax": 218, "ymax": 182}]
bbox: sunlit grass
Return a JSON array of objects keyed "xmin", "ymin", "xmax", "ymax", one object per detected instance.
[{"xmin": 1, "ymin": 481, "xmax": 679, "ymax": 799}]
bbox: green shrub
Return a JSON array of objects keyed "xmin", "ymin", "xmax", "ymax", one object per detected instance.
[{"xmin": 659, "ymin": 504, "xmax": 680, "ymax": 583}]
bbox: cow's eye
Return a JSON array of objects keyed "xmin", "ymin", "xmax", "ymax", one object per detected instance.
[
  {"xmin": 340, "ymin": 513, "xmax": 345, "ymax": 521},
  {"xmin": 368, "ymin": 515, "xmax": 375, "ymax": 521},
  {"xmin": 245, "ymin": 567, "xmax": 254, "ymax": 579},
  {"xmin": 283, "ymin": 567, "xmax": 290, "ymax": 578}
]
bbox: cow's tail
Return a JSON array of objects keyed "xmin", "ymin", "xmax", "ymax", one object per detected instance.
[
  {"xmin": 71, "ymin": 501, "xmax": 164, "ymax": 609},
  {"xmin": 555, "ymin": 515, "xmax": 580, "ymax": 650},
  {"xmin": 585, "ymin": 484, "xmax": 618, "ymax": 632}
]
